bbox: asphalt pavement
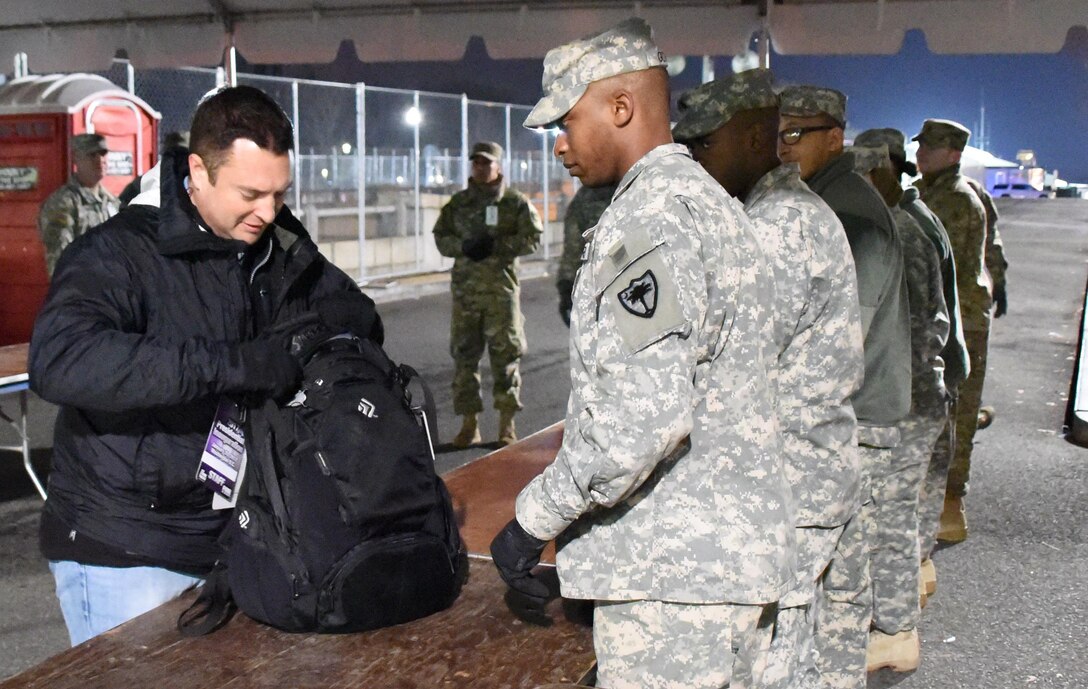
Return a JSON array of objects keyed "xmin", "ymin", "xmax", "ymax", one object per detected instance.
[{"xmin": 1, "ymin": 198, "xmax": 1086, "ymax": 686}]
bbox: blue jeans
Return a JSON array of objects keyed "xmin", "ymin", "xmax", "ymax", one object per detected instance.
[{"xmin": 49, "ymin": 561, "xmax": 203, "ymax": 646}]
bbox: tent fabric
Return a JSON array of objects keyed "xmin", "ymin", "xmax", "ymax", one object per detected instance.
[{"xmin": 2, "ymin": 1, "xmax": 1085, "ymax": 72}]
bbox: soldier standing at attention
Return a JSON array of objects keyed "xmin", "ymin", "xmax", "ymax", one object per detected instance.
[
  {"xmin": 671, "ymin": 68, "xmax": 865, "ymax": 689},
  {"xmin": 490, "ymin": 19, "xmax": 794, "ymax": 688},
  {"xmin": 777, "ymin": 85, "xmax": 912, "ymax": 689},
  {"xmin": 38, "ymin": 133, "xmax": 120, "ymax": 277},
  {"xmin": 433, "ymin": 141, "xmax": 542, "ymax": 447},
  {"xmin": 855, "ymin": 127, "xmax": 970, "ymax": 606},
  {"xmin": 912, "ymin": 119, "xmax": 989, "ymax": 543},
  {"xmin": 853, "ymin": 144, "xmax": 950, "ymax": 672},
  {"xmin": 556, "ymin": 183, "xmax": 616, "ymax": 326}
]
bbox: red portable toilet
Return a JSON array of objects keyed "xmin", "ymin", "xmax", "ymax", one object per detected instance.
[{"xmin": 0, "ymin": 73, "xmax": 159, "ymax": 345}]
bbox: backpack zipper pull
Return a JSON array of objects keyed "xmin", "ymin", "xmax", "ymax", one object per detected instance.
[{"xmin": 314, "ymin": 450, "xmax": 332, "ymax": 476}]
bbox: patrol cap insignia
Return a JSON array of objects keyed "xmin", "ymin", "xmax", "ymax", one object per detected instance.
[{"xmin": 618, "ymin": 270, "xmax": 658, "ymax": 318}]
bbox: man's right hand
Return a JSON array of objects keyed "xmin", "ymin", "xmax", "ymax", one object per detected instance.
[{"xmin": 237, "ymin": 338, "xmax": 303, "ymax": 401}]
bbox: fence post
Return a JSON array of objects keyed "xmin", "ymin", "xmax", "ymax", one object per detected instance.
[
  {"xmin": 460, "ymin": 94, "xmax": 469, "ymax": 188},
  {"xmin": 412, "ymin": 91, "xmax": 422, "ymax": 272},
  {"xmin": 356, "ymin": 83, "xmax": 367, "ymax": 282},
  {"xmin": 542, "ymin": 129, "xmax": 551, "ymax": 261},
  {"xmin": 291, "ymin": 80, "xmax": 302, "ymax": 215}
]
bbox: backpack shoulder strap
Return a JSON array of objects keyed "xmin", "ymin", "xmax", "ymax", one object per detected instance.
[
  {"xmin": 177, "ymin": 562, "xmax": 236, "ymax": 637},
  {"xmin": 399, "ymin": 363, "xmax": 439, "ymax": 451}
]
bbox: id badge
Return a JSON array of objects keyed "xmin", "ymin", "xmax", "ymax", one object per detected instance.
[
  {"xmin": 485, "ymin": 205, "xmax": 499, "ymax": 227},
  {"xmin": 197, "ymin": 400, "xmax": 247, "ymax": 508}
]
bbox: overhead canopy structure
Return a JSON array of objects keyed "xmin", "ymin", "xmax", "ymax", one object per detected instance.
[{"xmin": 3, "ymin": 0, "xmax": 1085, "ymax": 72}]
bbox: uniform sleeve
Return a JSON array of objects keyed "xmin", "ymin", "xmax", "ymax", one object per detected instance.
[
  {"xmin": 516, "ymin": 224, "xmax": 702, "ymax": 540},
  {"xmin": 986, "ymin": 224, "xmax": 1008, "ymax": 291},
  {"xmin": 494, "ymin": 196, "xmax": 543, "ymax": 259},
  {"xmin": 556, "ymin": 199, "xmax": 587, "ymax": 288},
  {"xmin": 29, "ymin": 232, "xmax": 254, "ymax": 413},
  {"xmin": 432, "ymin": 199, "xmax": 464, "ymax": 258},
  {"xmin": 903, "ymin": 224, "xmax": 950, "ymax": 382},
  {"xmin": 38, "ymin": 191, "xmax": 78, "ymax": 278},
  {"xmin": 929, "ymin": 191, "xmax": 986, "ymax": 302}
]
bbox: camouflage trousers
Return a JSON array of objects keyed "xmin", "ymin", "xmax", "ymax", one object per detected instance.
[
  {"xmin": 593, "ymin": 599, "xmax": 774, "ymax": 689},
  {"xmin": 449, "ymin": 290, "xmax": 526, "ymax": 415},
  {"xmin": 871, "ymin": 413, "xmax": 944, "ymax": 633},
  {"xmin": 763, "ymin": 525, "xmax": 845, "ymax": 689},
  {"xmin": 812, "ymin": 448, "xmax": 884, "ymax": 689},
  {"xmin": 948, "ymin": 327, "xmax": 991, "ymax": 497},
  {"xmin": 918, "ymin": 402, "xmax": 956, "ymax": 560}
]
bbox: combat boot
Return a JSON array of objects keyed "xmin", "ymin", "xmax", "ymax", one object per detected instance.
[
  {"xmin": 937, "ymin": 496, "xmax": 968, "ymax": 543},
  {"xmin": 919, "ymin": 573, "xmax": 928, "ymax": 609},
  {"xmin": 867, "ymin": 629, "xmax": 920, "ymax": 673},
  {"xmin": 451, "ymin": 414, "xmax": 481, "ymax": 448},
  {"xmin": 977, "ymin": 405, "xmax": 995, "ymax": 430},
  {"xmin": 497, "ymin": 410, "xmax": 517, "ymax": 446},
  {"xmin": 920, "ymin": 558, "xmax": 937, "ymax": 596}
]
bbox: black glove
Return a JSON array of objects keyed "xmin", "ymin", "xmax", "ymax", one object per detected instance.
[
  {"xmin": 461, "ymin": 235, "xmax": 495, "ymax": 261},
  {"xmin": 317, "ymin": 290, "xmax": 384, "ymax": 344},
  {"xmin": 557, "ymin": 279, "xmax": 574, "ymax": 327},
  {"xmin": 236, "ymin": 337, "xmax": 303, "ymax": 402},
  {"xmin": 993, "ymin": 284, "xmax": 1007, "ymax": 318},
  {"xmin": 490, "ymin": 519, "xmax": 551, "ymax": 623}
]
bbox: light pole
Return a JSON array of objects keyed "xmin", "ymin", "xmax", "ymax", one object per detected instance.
[{"xmin": 404, "ymin": 98, "xmax": 423, "ymax": 271}]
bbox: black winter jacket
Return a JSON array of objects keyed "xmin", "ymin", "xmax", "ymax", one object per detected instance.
[{"xmin": 30, "ymin": 149, "xmax": 359, "ymax": 572}]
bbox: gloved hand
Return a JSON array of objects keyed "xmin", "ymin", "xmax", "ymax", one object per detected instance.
[
  {"xmin": 993, "ymin": 284, "xmax": 1007, "ymax": 318},
  {"xmin": 317, "ymin": 290, "xmax": 384, "ymax": 344},
  {"xmin": 557, "ymin": 279, "xmax": 574, "ymax": 327},
  {"xmin": 490, "ymin": 519, "xmax": 551, "ymax": 623},
  {"xmin": 461, "ymin": 235, "xmax": 495, "ymax": 261},
  {"xmin": 236, "ymin": 337, "xmax": 303, "ymax": 401}
]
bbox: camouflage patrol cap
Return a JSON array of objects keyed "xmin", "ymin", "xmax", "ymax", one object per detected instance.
[
  {"xmin": 470, "ymin": 141, "xmax": 503, "ymax": 161},
  {"xmin": 72, "ymin": 133, "xmax": 108, "ymax": 156},
  {"xmin": 855, "ymin": 127, "xmax": 917, "ymax": 176},
  {"xmin": 913, "ymin": 119, "xmax": 971, "ymax": 151},
  {"xmin": 672, "ymin": 68, "xmax": 778, "ymax": 142},
  {"xmin": 778, "ymin": 85, "xmax": 847, "ymax": 127},
  {"xmin": 849, "ymin": 144, "xmax": 892, "ymax": 175},
  {"xmin": 523, "ymin": 17, "xmax": 667, "ymax": 129}
]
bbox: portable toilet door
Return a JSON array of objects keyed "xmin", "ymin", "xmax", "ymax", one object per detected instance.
[{"xmin": 0, "ymin": 73, "xmax": 160, "ymax": 346}]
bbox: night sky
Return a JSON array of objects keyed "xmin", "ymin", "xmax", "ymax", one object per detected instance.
[{"xmin": 250, "ymin": 25, "xmax": 1088, "ymax": 183}]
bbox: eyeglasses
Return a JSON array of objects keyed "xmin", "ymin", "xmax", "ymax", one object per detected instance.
[{"xmin": 778, "ymin": 125, "xmax": 839, "ymax": 145}]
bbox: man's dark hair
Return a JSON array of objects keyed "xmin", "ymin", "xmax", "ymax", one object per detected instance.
[{"xmin": 189, "ymin": 85, "xmax": 294, "ymax": 182}]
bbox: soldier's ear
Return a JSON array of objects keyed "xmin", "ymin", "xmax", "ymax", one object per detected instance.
[{"xmin": 611, "ymin": 90, "xmax": 634, "ymax": 128}]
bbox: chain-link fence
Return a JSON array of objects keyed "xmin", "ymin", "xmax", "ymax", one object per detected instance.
[{"xmin": 95, "ymin": 62, "xmax": 572, "ymax": 282}]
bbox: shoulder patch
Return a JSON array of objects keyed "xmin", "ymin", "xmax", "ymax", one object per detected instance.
[{"xmin": 618, "ymin": 270, "xmax": 658, "ymax": 318}]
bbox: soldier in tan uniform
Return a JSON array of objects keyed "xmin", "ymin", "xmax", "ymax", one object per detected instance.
[
  {"xmin": 672, "ymin": 68, "xmax": 865, "ymax": 689},
  {"xmin": 913, "ymin": 119, "xmax": 989, "ymax": 543},
  {"xmin": 38, "ymin": 133, "xmax": 120, "ymax": 277},
  {"xmin": 490, "ymin": 20, "xmax": 793, "ymax": 688},
  {"xmin": 556, "ymin": 183, "xmax": 615, "ymax": 326},
  {"xmin": 433, "ymin": 141, "xmax": 542, "ymax": 447}
]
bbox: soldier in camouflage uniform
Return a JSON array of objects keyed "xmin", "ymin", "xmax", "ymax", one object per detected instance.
[
  {"xmin": 854, "ymin": 144, "xmax": 950, "ymax": 671},
  {"xmin": 855, "ymin": 127, "xmax": 970, "ymax": 599},
  {"xmin": 778, "ymin": 85, "xmax": 912, "ymax": 689},
  {"xmin": 913, "ymin": 119, "xmax": 990, "ymax": 543},
  {"xmin": 490, "ymin": 20, "xmax": 794, "ymax": 689},
  {"xmin": 433, "ymin": 141, "xmax": 542, "ymax": 447},
  {"xmin": 38, "ymin": 134, "xmax": 120, "ymax": 277},
  {"xmin": 556, "ymin": 183, "xmax": 616, "ymax": 326},
  {"xmin": 673, "ymin": 68, "xmax": 865, "ymax": 689}
]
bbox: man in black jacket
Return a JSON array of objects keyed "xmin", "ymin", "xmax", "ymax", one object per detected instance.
[{"xmin": 30, "ymin": 86, "xmax": 378, "ymax": 646}]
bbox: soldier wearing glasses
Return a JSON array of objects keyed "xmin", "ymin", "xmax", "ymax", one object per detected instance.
[{"xmin": 777, "ymin": 85, "xmax": 912, "ymax": 689}]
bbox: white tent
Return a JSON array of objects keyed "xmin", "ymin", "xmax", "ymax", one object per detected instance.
[{"xmin": 2, "ymin": 1, "xmax": 1085, "ymax": 72}]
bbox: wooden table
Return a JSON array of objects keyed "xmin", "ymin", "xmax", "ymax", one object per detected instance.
[
  {"xmin": 0, "ymin": 422, "xmax": 595, "ymax": 689},
  {"xmin": 0, "ymin": 343, "xmax": 45, "ymax": 499}
]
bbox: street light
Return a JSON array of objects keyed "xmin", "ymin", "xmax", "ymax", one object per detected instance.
[
  {"xmin": 404, "ymin": 106, "xmax": 423, "ymax": 127},
  {"xmin": 341, "ymin": 142, "xmax": 352, "ymax": 155}
]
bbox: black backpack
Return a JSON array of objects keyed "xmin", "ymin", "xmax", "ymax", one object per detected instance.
[{"xmin": 180, "ymin": 318, "xmax": 467, "ymax": 635}]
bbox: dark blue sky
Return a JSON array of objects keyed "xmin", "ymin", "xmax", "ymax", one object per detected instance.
[{"xmin": 250, "ymin": 26, "xmax": 1088, "ymax": 182}]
